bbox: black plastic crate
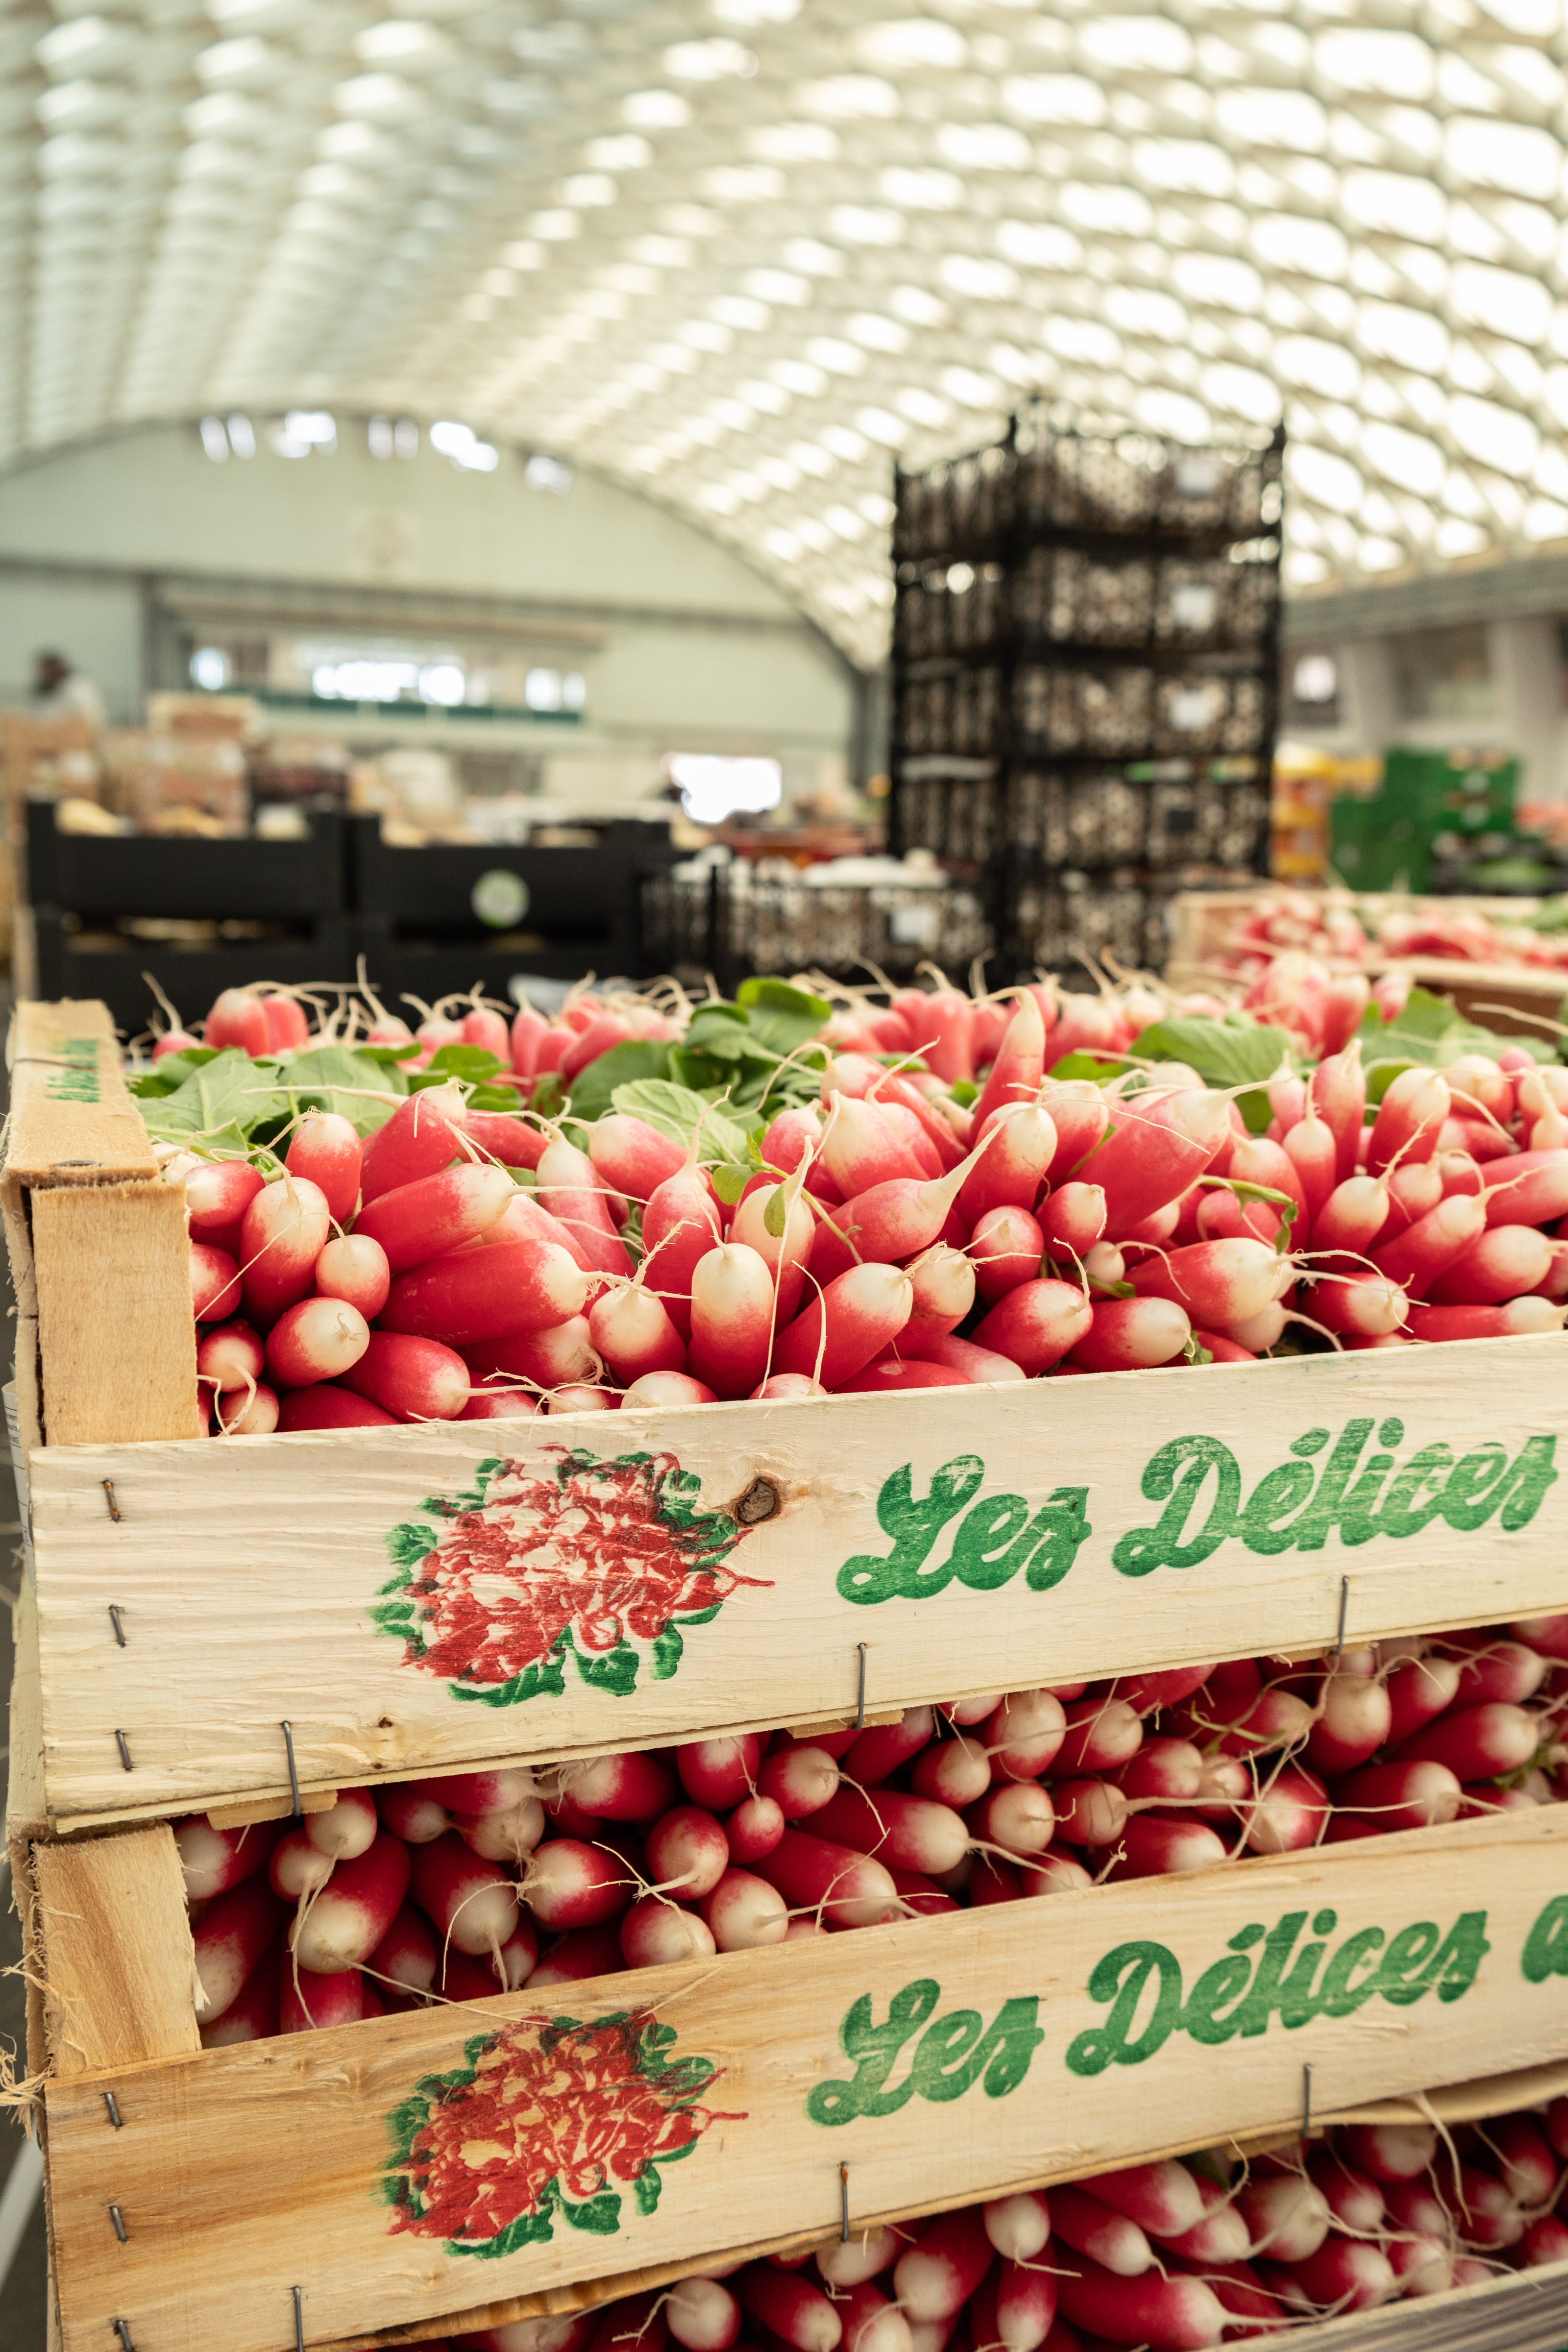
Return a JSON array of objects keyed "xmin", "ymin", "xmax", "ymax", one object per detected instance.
[
  {"xmin": 24, "ymin": 920, "xmax": 355, "ymax": 1038},
  {"xmin": 25, "ymin": 798, "xmax": 345, "ymax": 920},
  {"xmin": 893, "ymin": 441, "xmax": 1015, "ymax": 565},
  {"xmin": 1005, "ymin": 770, "xmax": 1270, "ymax": 875},
  {"xmin": 1013, "ymin": 421, "xmax": 1284, "ymax": 544},
  {"xmin": 640, "ymin": 860, "xmax": 993, "ymax": 992},
  {"xmin": 1012, "ymin": 664, "xmax": 1273, "ymax": 760},
  {"xmin": 999, "ymin": 872, "xmax": 1171, "ymax": 978}
]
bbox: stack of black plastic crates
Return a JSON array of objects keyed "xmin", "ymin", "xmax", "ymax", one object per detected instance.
[{"xmin": 890, "ymin": 409, "xmax": 1284, "ymax": 979}]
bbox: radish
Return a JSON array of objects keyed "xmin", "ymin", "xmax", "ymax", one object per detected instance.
[
  {"xmin": 993, "ymin": 2264, "xmax": 1055, "ymax": 2352},
  {"xmin": 1237, "ymin": 2176, "xmax": 1331, "ymax": 2262},
  {"xmin": 194, "ymin": 1878, "xmax": 285, "ymax": 2019},
  {"xmin": 185, "ymin": 1160, "xmax": 265, "ymax": 1252},
  {"xmin": 907, "ymin": 1332, "xmax": 1025, "ymax": 1383},
  {"xmin": 1054, "ymin": 2251, "xmax": 1225, "ymax": 2350},
  {"xmin": 842, "ymin": 1360, "xmax": 973, "ymax": 1393},
  {"xmin": 356, "ymin": 1162, "xmax": 515, "ymax": 1272},
  {"xmin": 702, "ymin": 1866, "xmax": 789, "ymax": 1948},
  {"xmin": 1375, "ymin": 1161, "xmax": 1444, "ymax": 1244},
  {"xmin": 455, "ymin": 1800, "xmax": 546, "ymax": 1863},
  {"xmin": 192, "ymin": 1243, "xmax": 242, "ymax": 1323},
  {"xmin": 1105, "ymin": 1815, "xmax": 1228, "ymax": 1878},
  {"xmin": 958, "ymin": 1104, "xmax": 1057, "ymax": 1224},
  {"xmin": 667, "ymin": 2278, "xmax": 742, "ymax": 2352},
  {"xmin": 369, "ymin": 1904, "xmax": 440, "ymax": 1996},
  {"xmin": 1312, "ymin": 1174, "xmax": 1390, "ymax": 1264},
  {"xmin": 818, "ymin": 2226, "xmax": 903, "ymax": 2287},
  {"xmin": 900, "ymin": 1246, "xmax": 978, "ymax": 1346},
  {"xmin": 846, "ymin": 1706, "xmax": 937, "ymax": 1786},
  {"xmin": 305, "ymin": 1788, "xmax": 378, "ymax": 1860},
  {"xmin": 1128, "ymin": 1239, "xmax": 1289, "ymax": 1329},
  {"xmin": 1367, "ymin": 1068, "xmax": 1449, "ymax": 1175},
  {"xmin": 1051, "ymin": 1779, "xmax": 1129, "ymax": 1846},
  {"xmin": 1457, "ymin": 1637, "xmax": 1549, "ymax": 1707},
  {"xmin": 642, "ymin": 1167, "xmax": 725, "ymax": 1338},
  {"xmin": 621, "ymin": 1371, "xmax": 717, "ymax": 1407},
  {"xmin": 536, "ymin": 1137, "xmax": 633, "ymax": 1279},
  {"xmin": 1114, "ymin": 1665, "xmax": 1215, "ymax": 1717},
  {"xmin": 1487, "ymin": 2112, "xmax": 1557, "ymax": 2205},
  {"xmin": 1054, "ymin": 1696, "xmax": 1143, "ymax": 1776},
  {"xmin": 988, "ymin": 1690, "xmax": 1067, "ymax": 1780},
  {"xmin": 1454, "ymin": 2164, "xmax": 1524, "ymax": 2248},
  {"xmin": 1385, "ymin": 1654, "xmax": 1462, "ymax": 1745},
  {"xmin": 1271, "ymin": 2240, "xmax": 1394, "ymax": 2313},
  {"xmin": 972, "ymin": 995, "xmax": 1047, "ymax": 1133},
  {"xmin": 759, "ymin": 1745, "xmax": 840, "ymax": 1819},
  {"xmin": 1390, "ymin": 1701, "xmax": 1540, "ymax": 1779},
  {"xmin": 677, "ymin": 1733, "xmax": 761, "ymax": 1811},
  {"xmin": 812, "ymin": 1787, "xmax": 968, "ymax": 1874},
  {"xmin": 1117, "ymin": 1738, "xmax": 1203, "ymax": 1802},
  {"xmin": 1068, "ymin": 1296, "xmax": 1191, "ymax": 1371},
  {"xmin": 1043, "ymin": 1079, "xmax": 1112, "ymax": 1180},
  {"xmin": 1369, "ymin": 1191, "xmax": 1487, "ymax": 1292},
  {"xmin": 969, "ymin": 1782, "xmax": 1054, "ymax": 1857},
  {"xmin": 1281, "ymin": 1110, "xmax": 1337, "ymax": 1229},
  {"xmin": 291, "ymin": 1831, "xmax": 410, "ymax": 1973},
  {"xmin": 912, "ymin": 1734, "xmax": 993, "ymax": 1807},
  {"xmin": 360, "ymin": 1082, "xmax": 468, "ymax": 1203},
  {"xmin": 524, "ymin": 1838, "xmax": 634, "ymax": 1930},
  {"xmin": 1306, "ymin": 1668, "xmax": 1391, "ymax": 1775},
  {"xmin": 1304, "ymin": 2156, "xmax": 1384, "ymax": 2237},
  {"xmin": 176, "ymin": 1815, "xmax": 282, "ymax": 1901},
  {"xmin": 380, "ymin": 1238, "xmax": 590, "ymax": 1343},
  {"xmin": 1087, "ymin": 1090, "xmax": 1231, "ymax": 1241},
  {"xmin": 1018, "ymin": 1852, "xmax": 1092, "ymax": 1895},
  {"xmin": 972, "ymin": 1205, "xmax": 1048, "ymax": 1304},
  {"xmin": 1237, "ymin": 1763, "xmax": 1328, "ymax": 1853},
  {"xmin": 1079, "ymin": 2161, "xmax": 1204, "ymax": 2240},
  {"xmin": 773, "ymin": 1262, "xmax": 914, "ymax": 1385},
  {"xmin": 565, "ymin": 1748, "xmax": 676, "ymax": 1820},
  {"xmin": 279, "ymin": 1962, "xmax": 381, "ymax": 2033},
  {"xmin": 314, "ymin": 1234, "xmax": 391, "ymax": 1319},
  {"xmin": 590, "ymin": 1283, "xmax": 687, "ymax": 1381},
  {"xmin": 689, "ymin": 1242, "xmax": 777, "ymax": 1398},
  {"xmin": 588, "ymin": 1112, "xmax": 688, "ymax": 1200},
  {"xmin": 264, "ymin": 1296, "xmax": 369, "ymax": 1387},
  {"xmin": 1517, "ymin": 2215, "xmax": 1568, "ymax": 2268},
  {"xmin": 215, "ymin": 1381, "xmax": 279, "ymax": 1435},
  {"xmin": 1037, "ymin": 1181, "xmax": 1108, "ymax": 1259},
  {"xmin": 647, "ymin": 1807, "xmax": 729, "ymax": 1896},
  {"xmin": 200, "ymin": 1944, "xmax": 281, "ymax": 2046},
  {"xmin": 972, "ymin": 1277, "xmax": 1093, "ymax": 1372},
  {"xmin": 983, "ymin": 2189, "xmax": 1051, "ymax": 2260},
  {"xmin": 1304, "ymin": 1272, "xmax": 1408, "ymax": 1338},
  {"xmin": 463, "ymin": 1110, "xmax": 547, "ymax": 1172},
  {"xmin": 1333, "ymin": 1760, "xmax": 1462, "ymax": 1831},
  {"xmin": 465, "ymin": 1317, "xmax": 598, "ymax": 1390},
  {"xmin": 479, "ymin": 1191, "xmax": 596, "ymax": 1274},
  {"xmin": 894, "ymin": 2207, "xmax": 995, "ymax": 2321},
  {"xmin": 196, "ymin": 1320, "xmax": 265, "ymax": 1393},
  {"xmin": 1481, "ymin": 1148, "xmax": 1568, "ymax": 1228},
  {"xmin": 836, "ymin": 2282, "xmax": 913, "ymax": 2352},
  {"xmin": 755, "ymin": 1828, "xmax": 902, "ymax": 1929},
  {"xmin": 1407, "ymin": 1297, "xmax": 1565, "ymax": 1340},
  {"xmin": 1342, "ymin": 2121, "xmax": 1437, "ymax": 2183},
  {"xmin": 529, "ymin": 1922, "xmax": 626, "ymax": 1986},
  {"xmin": 285, "ymin": 1113, "xmax": 362, "ymax": 1225},
  {"xmin": 738, "ymin": 2267, "xmax": 843, "ymax": 2352},
  {"xmin": 620, "ymin": 1894, "xmax": 717, "ymax": 1966},
  {"xmin": 239, "ymin": 1176, "xmax": 334, "ymax": 1320},
  {"xmin": 410, "ymin": 1832, "xmax": 522, "ymax": 1952},
  {"xmin": 1157, "ymin": 2175, "xmax": 1250, "ymax": 2266},
  {"xmin": 342, "ymin": 1331, "xmax": 468, "ymax": 1420},
  {"xmin": 726, "ymin": 1794, "xmax": 786, "ymax": 1863},
  {"xmin": 277, "ymin": 1384, "xmax": 395, "ymax": 1431},
  {"xmin": 207, "ymin": 987, "xmax": 272, "ymax": 1054},
  {"xmin": 1051, "ymin": 2185, "xmax": 1154, "ymax": 2275},
  {"xmin": 1427, "ymin": 1224, "xmax": 1553, "ymax": 1303}
]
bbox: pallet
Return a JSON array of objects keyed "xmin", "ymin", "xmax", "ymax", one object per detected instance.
[
  {"xmin": 12, "ymin": 999, "xmax": 1568, "ymax": 1830},
  {"xmin": 16, "ymin": 1669, "xmax": 1568, "ymax": 2352},
  {"xmin": 1166, "ymin": 887, "xmax": 1568, "ymax": 1036}
]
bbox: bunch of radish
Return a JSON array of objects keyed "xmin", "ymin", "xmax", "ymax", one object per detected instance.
[
  {"xmin": 347, "ymin": 2097, "xmax": 1568, "ymax": 2352},
  {"xmin": 1219, "ymin": 888, "xmax": 1568, "ymax": 989},
  {"xmin": 177, "ymin": 1616, "xmax": 1566, "ymax": 2052},
  {"xmin": 157, "ymin": 964, "xmax": 1568, "ymax": 1438}
]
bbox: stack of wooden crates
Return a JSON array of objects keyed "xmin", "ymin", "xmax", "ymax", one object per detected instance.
[{"xmin": 9, "ymin": 997, "xmax": 1568, "ymax": 2352}]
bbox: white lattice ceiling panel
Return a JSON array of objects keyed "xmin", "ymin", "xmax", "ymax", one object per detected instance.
[{"xmin": 5, "ymin": 0, "xmax": 1568, "ymax": 658}]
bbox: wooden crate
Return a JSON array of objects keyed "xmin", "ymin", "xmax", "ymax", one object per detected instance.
[
  {"xmin": 1166, "ymin": 887, "xmax": 1568, "ymax": 1036},
  {"xmin": 18, "ymin": 1671, "xmax": 1568, "ymax": 2352},
  {"xmin": 13, "ymin": 999, "xmax": 1568, "ymax": 1831},
  {"xmin": 1276, "ymin": 2262, "xmax": 1568, "ymax": 2352}
]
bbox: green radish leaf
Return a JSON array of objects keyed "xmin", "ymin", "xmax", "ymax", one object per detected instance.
[
  {"xmin": 278, "ymin": 1045, "xmax": 406, "ymax": 1135},
  {"xmin": 763, "ymin": 1187, "xmax": 788, "ymax": 1237},
  {"xmin": 1047, "ymin": 1051, "xmax": 1128, "ymax": 1086},
  {"xmin": 709, "ymin": 1163, "xmax": 749, "ymax": 1205},
  {"xmin": 127, "ymin": 1046, "xmax": 226, "ymax": 1099},
  {"xmin": 611, "ymin": 1079, "xmax": 751, "ymax": 1166},
  {"xmin": 530, "ymin": 1071, "xmax": 565, "ymax": 1122},
  {"xmin": 136, "ymin": 1049, "xmax": 282, "ymax": 1150},
  {"xmin": 420, "ymin": 1043, "xmax": 509, "ymax": 1080},
  {"xmin": 1135, "ymin": 1013, "xmax": 1293, "ymax": 1135},
  {"xmin": 949, "ymin": 1077, "xmax": 980, "ymax": 1106},
  {"xmin": 564, "ymin": 1039, "xmax": 672, "ymax": 1122},
  {"xmin": 359, "ymin": 1043, "xmax": 422, "ymax": 1069},
  {"xmin": 735, "ymin": 976, "xmax": 833, "ymax": 1054},
  {"xmin": 1182, "ymin": 1335, "xmax": 1215, "ymax": 1366}
]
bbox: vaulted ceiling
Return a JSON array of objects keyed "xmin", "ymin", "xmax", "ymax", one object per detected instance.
[{"xmin": 5, "ymin": 0, "xmax": 1567, "ymax": 660}]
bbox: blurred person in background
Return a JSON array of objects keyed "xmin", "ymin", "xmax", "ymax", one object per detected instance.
[{"xmin": 31, "ymin": 649, "xmax": 103, "ymax": 727}]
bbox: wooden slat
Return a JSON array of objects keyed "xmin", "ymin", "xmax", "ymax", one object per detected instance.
[
  {"xmin": 25, "ymin": 1332, "xmax": 1568, "ymax": 1823},
  {"xmin": 31, "ymin": 1182, "xmax": 200, "ymax": 1448},
  {"xmin": 3, "ymin": 1000, "xmax": 157, "ymax": 1186},
  {"xmin": 34, "ymin": 1827, "xmax": 200, "ymax": 2077},
  {"xmin": 42, "ymin": 1808, "xmax": 1568, "ymax": 2352}
]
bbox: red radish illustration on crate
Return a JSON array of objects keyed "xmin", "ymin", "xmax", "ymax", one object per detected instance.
[
  {"xmin": 381, "ymin": 2006, "xmax": 739, "ymax": 2256},
  {"xmin": 370, "ymin": 1446, "xmax": 771, "ymax": 1705}
]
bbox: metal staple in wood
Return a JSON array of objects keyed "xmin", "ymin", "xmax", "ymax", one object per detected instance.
[
  {"xmin": 855, "ymin": 1644, "xmax": 867, "ymax": 1732},
  {"xmin": 282, "ymin": 1722, "xmax": 301, "ymax": 1818},
  {"xmin": 114, "ymin": 1730, "xmax": 132, "ymax": 1773},
  {"xmin": 101, "ymin": 1479, "xmax": 120, "ymax": 1522},
  {"xmin": 108, "ymin": 1604, "xmax": 125, "ymax": 1648}
]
